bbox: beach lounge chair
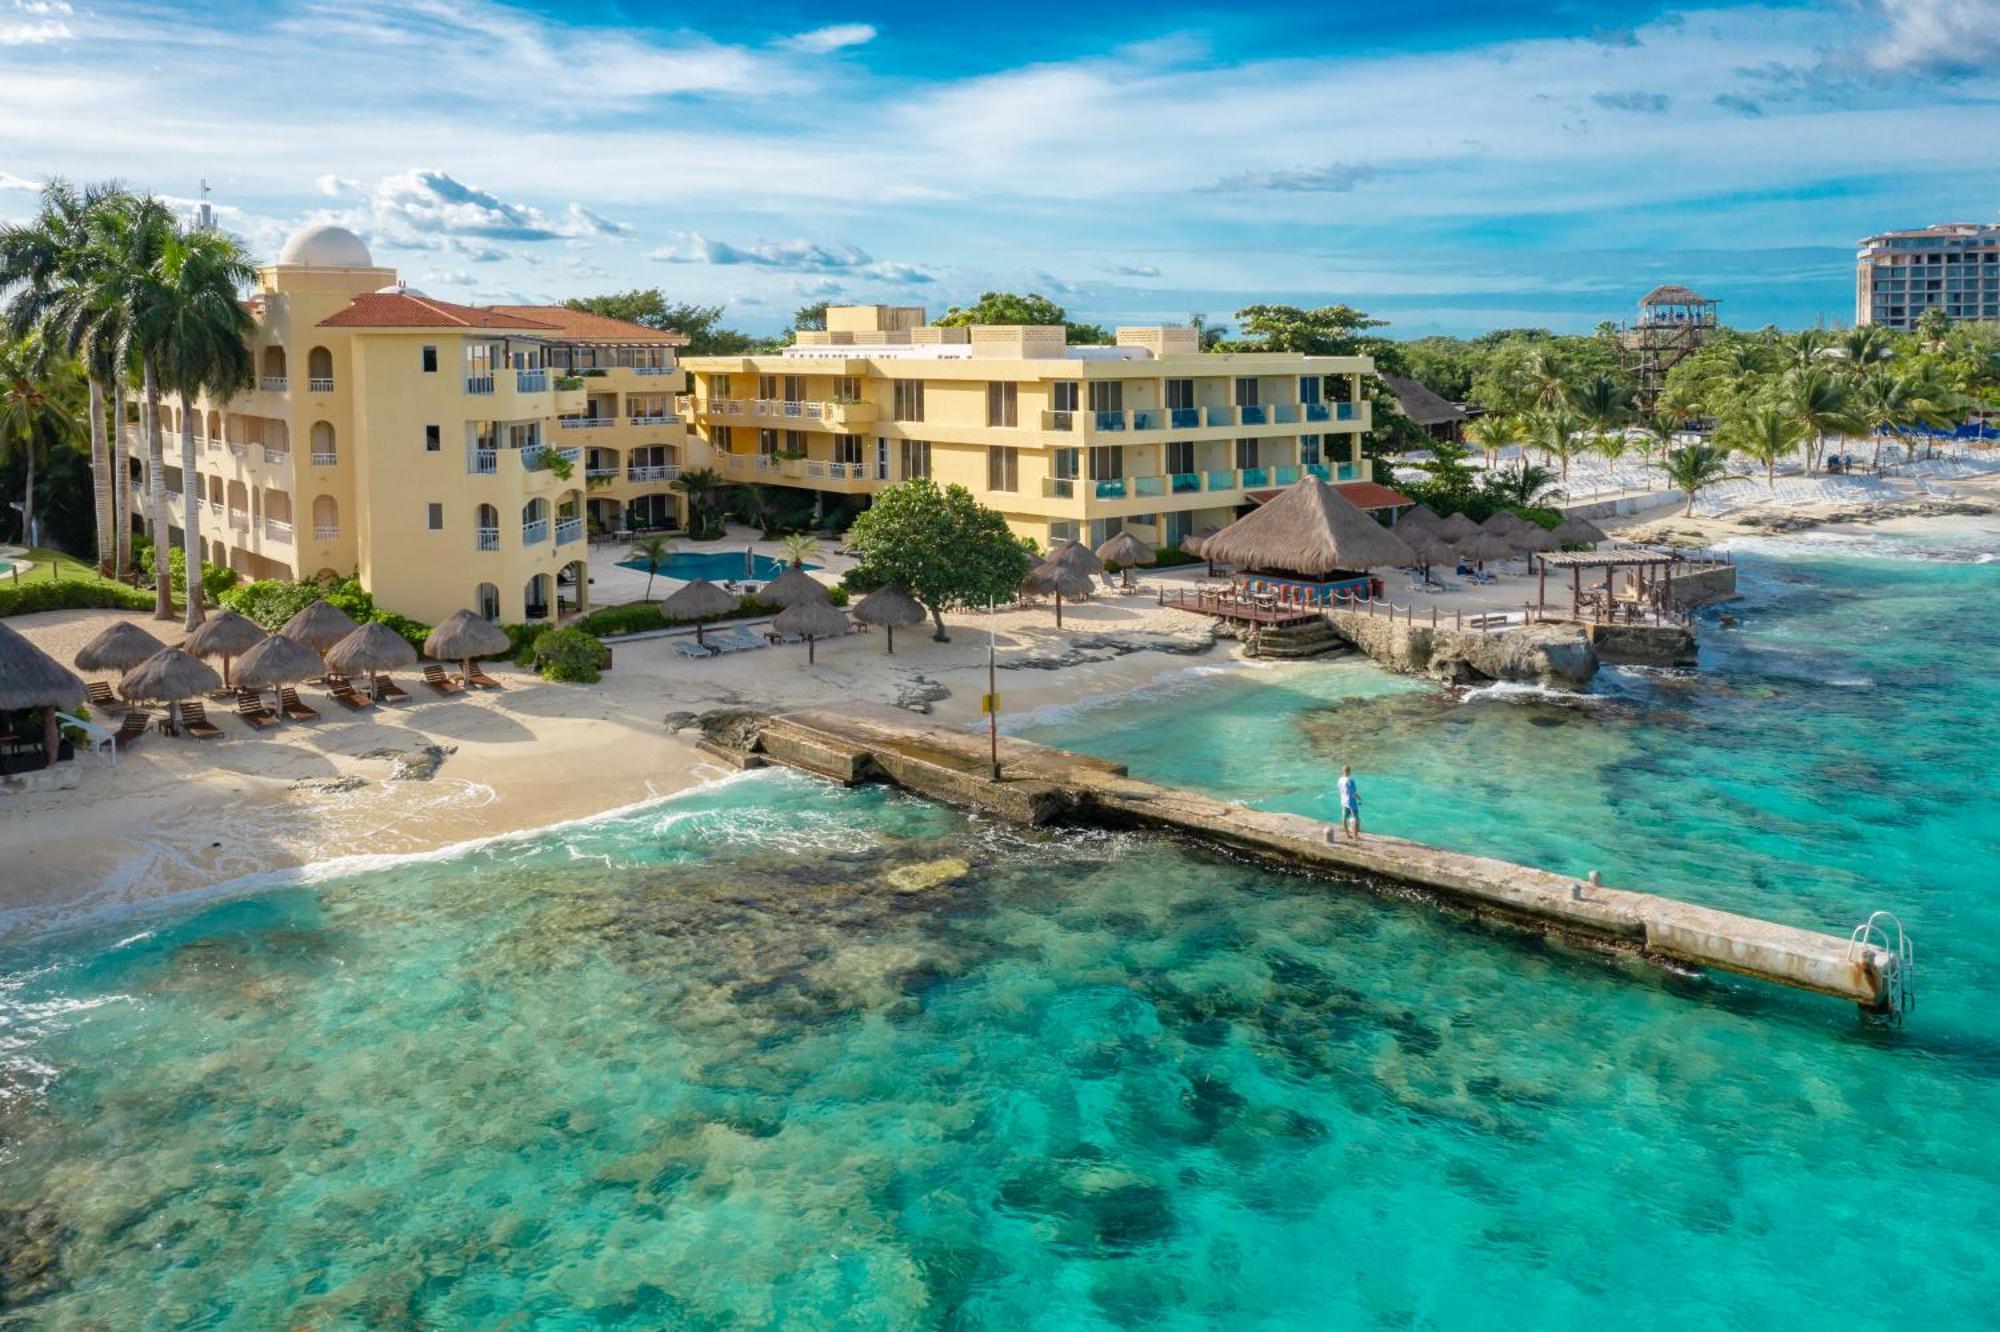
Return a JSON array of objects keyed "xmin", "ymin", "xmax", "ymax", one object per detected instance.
[
  {"xmin": 278, "ymin": 687, "xmax": 321, "ymax": 722},
  {"xmin": 326, "ymin": 679, "xmax": 373, "ymax": 711},
  {"xmin": 373, "ymin": 674, "xmax": 412, "ymax": 704},
  {"xmin": 177, "ymin": 700, "xmax": 224, "ymax": 739},
  {"xmin": 462, "ymin": 663, "xmax": 503, "ymax": 690},
  {"xmin": 86, "ymin": 680, "xmax": 117, "ymax": 708},
  {"xmin": 421, "ymin": 664, "xmax": 465, "ymax": 695},
  {"xmin": 673, "ymin": 639, "xmax": 716, "ymax": 660},
  {"xmin": 111, "ymin": 711, "xmax": 150, "ymax": 749},
  {"xmin": 234, "ymin": 688, "xmax": 280, "ymax": 730}
]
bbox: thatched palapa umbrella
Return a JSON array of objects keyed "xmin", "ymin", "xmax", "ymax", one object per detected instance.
[
  {"xmin": 661, "ymin": 578, "xmax": 738, "ymax": 646},
  {"xmin": 119, "ymin": 647, "xmax": 221, "ymax": 734},
  {"xmin": 1432, "ymin": 511, "xmax": 1481, "ymax": 543},
  {"xmin": 0, "ymin": 620, "xmax": 86, "ymax": 768},
  {"xmin": 761, "ymin": 567, "xmax": 829, "ymax": 609},
  {"xmin": 1200, "ymin": 477, "xmax": 1416, "ymax": 577},
  {"xmin": 183, "ymin": 609, "xmax": 268, "ymax": 688},
  {"xmin": 1397, "ymin": 503, "xmax": 1442, "ymax": 532},
  {"xmin": 1047, "ymin": 538, "xmax": 1105, "ymax": 577},
  {"xmin": 233, "ymin": 634, "xmax": 326, "ymax": 692},
  {"xmin": 325, "ymin": 622, "xmax": 419, "ymax": 699},
  {"xmin": 74, "ymin": 620, "xmax": 166, "ymax": 674},
  {"xmin": 278, "ymin": 599, "xmax": 361, "ymax": 653},
  {"xmin": 1552, "ymin": 515, "xmax": 1608, "ymax": 547},
  {"xmin": 772, "ymin": 597, "xmax": 849, "ymax": 665},
  {"xmin": 1452, "ymin": 533, "xmax": 1514, "ymax": 573},
  {"xmin": 423, "ymin": 610, "xmax": 512, "ymax": 683},
  {"xmin": 1095, "ymin": 531, "xmax": 1155, "ymax": 589},
  {"xmin": 851, "ymin": 586, "xmax": 925, "ymax": 654},
  {"xmin": 1182, "ymin": 524, "xmax": 1224, "ymax": 575},
  {"xmin": 1511, "ymin": 523, "xmax": 1560, "ymax": 558},
  {"xmin": 1404, "ymin": 532, "xmax": 1455, "ymax": 585},
  {"xmin": 1481, "ymin": 510, "xmax": 1532, "ymax": 538},
  {"xmin": 1021, "ymin": 560, "xmax": 1094, "ymax": 629}
]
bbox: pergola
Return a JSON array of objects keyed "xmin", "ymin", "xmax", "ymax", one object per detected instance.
[{"xmin": 1536, "ymin": 549, "xmax": 1700, "ymax": 623}]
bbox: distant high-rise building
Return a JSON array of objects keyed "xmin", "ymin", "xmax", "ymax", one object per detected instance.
[{"xmin": 1856, "ymin": 223, "xmax": 2000, "ymax": 330}]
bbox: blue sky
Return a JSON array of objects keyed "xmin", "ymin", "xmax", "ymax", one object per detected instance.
[{"xmin": 2, "ymin": 0, "xmax": 1996, "ymax": 338}]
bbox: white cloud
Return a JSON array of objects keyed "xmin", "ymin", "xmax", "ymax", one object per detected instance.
[
  {"xmin": 319, "ymin": 168, "xmax": 632, "ymax": 247},
  {"xmin": 1207, "ymin": 163, "xmax": 1378, "ymax": 193},
  {"xmin": 779, "ymin": 23, "xmax": 876, "ymax": 55},
  {"xmin": 1108, "ymin": 263, "xmax": 1161, "ymax": 277},
  {"xmin": 0, "ymin": 19, "xmax": 68, "ymax": 44},
  {"xmin": 652, "ymin": 232, "xmax": 932, "ymax": 283},
  {"xmin": 1860, "ymin": 0, "xmax": 2000, "ymax": 76},
  {"xmin": 0, "ymin": 170, "xmax": 40, "ymax": 191},
  {"xmin": 1591, "ymin": 90, "xmax": 1673, "ymax": 113}
]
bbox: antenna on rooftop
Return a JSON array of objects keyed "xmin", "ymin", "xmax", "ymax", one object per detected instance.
[{"xmin": 193, "ymin": 178, "xmax": 215, "ymax": 232}]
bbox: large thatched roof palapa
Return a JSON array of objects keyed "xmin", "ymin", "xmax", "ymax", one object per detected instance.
[
  {"xmin": 118, "ymin": 647, "xmax": 220, "ymax": 703},
  {"xmin": 233, "ymin": 634, "xmax": 327, "ymax": 688},
  {"xmin": 762, "ymin": 567, "xmax": 830, "ymax": 608},
  {"xmin": 773, "ymin": 598, "xmax": 849, "ymax": 639},
  {"xmin": 1200, "ymin": 477, "xmax": 1415, "ymax": 576},
  {"xmin": 1432, "ymin": 512, "xmax": 1480, "ymax": 542},
  {"xmin": 73, "ymin": 621, "xmax": 167, "ymax": 674},
  {"xmin": 1096, "ymin": 531, "xmax": 1154, "ymax": 567},
  {"xmin": 661, "ymin": 578, "xmax": 738, "ymax": 620},
  {"xmin": 1047, "ymin": 538, "xmax": 1105, "ymax": 576},
  {"xmin": 1552, "ymin": 516, "xmax": 1608, "ymax": 546},
  {"xmin": 279, "ymin": 599, "xmax": 361, "ymax": 652},
  {"xmin": 851, "ymin": 586, "xmax": 925, "ymax": 629},
  {"xmin": 325, "ymin": 622, "xmax": 419, "ymax": 676},
  {"xmin": 1022, "ymin": 562, "xmax": 1094, "ymax": 600},
  {"xmin": 1397, "ymin": 504, "xmax": 1442, "ymax": 532},
  {"xmin": 0, "ymin": 620, "xmax": 86, "ymax": 712},
  {"xmin": 424, "ymin": 610, "xmax": 511, "ymax": 662},
  {"xmin": 183, "ymin": 610, "xmax": 268, "ymax": 660},
  {"xmin": 1180, "ymin": 524, "xmax": 1223, "ymax": 558}
]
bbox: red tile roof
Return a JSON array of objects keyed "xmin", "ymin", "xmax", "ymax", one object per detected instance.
[
  {"xmin": 487, "ymin": 305, "xmax": 689, "ymax": 345},
  {"xmin": 317, "ymin": 293, "xmax": 560, "ymax": 330},
  {"xmin": 1246, "ymin": 481, "xmax": 1412, "ymax": 511}
]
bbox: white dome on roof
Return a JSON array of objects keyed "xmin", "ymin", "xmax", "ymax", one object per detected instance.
[{"xmin": 279, "ymin": 224, "xmax": 373, "ymax": 268}]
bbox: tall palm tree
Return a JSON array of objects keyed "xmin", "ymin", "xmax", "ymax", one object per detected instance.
[
  {"xmin": 1526, "ymin": 405, "xmax": 1586, "ymax": 483},
  {"xmin": 1781, "ymin": 328, "xmax": 1825, "ymax": 373},
  {"xmin": 631, "ymin": 533, "xmax": 674, "ymax": 601},
  {"xmin": 672, "ymin": 466, "xmax": 723, "ymax": 537},
  {"xmin": 1859, "ymin": 369, "xmax": 1961, "ymax": 465},
  {"xmin": 1519, "ymin": 346, "xmax": 1567, "ymax": 409},
  {"xmin": 99, "ymin": 194, "xmax": 181, "ymax": 619},
  {"xmin": 1840, "ymin": 325, "xmax": 1893, "ymax": 381},
  {"xmin": 1463, "ymin": 411, "xmax": 1520, "ymax": 471},
  {"xmin": 779, "ymin": 532, "xmax": 820, "ymax": 568},
  {"xmin": 149, "ymin": 224, "xmax": 254, "ymax": 627},
  {"xmin": 1661, "ymin": 443, "xmax": 1737, "ymax": 517},
  {"xmin": 0, "ymin": 335, "xmax": 83, "ymax": 546},
  {"xmin": 1718, "ymin": 403, "xmax": 1805, "ymax": 491},
  {"xmin": 1784, "ymin": 366, "xmax": 1864, "ymax": 474},
  {"xmin": 1570, "ymin": 372, "xmax": 1633, "ymax": 477}
]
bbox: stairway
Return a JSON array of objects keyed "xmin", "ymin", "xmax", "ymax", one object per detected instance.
[{"xmin": 1245, "ymin": 617, "xmax": 1347, "ymax": 659}]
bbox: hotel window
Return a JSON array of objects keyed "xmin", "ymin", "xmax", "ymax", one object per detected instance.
[
  {"xmin": 421, "ymin": 345, "xmax": 438, "ymax": 373},
  {"xmin": 900, "ymin": 439, "xmax": 932, "ymax": 479},
  {"xmin": 834, "ymin": 376, "xmax": 863, "ymax": 402},
  {"xmin": 424, "ymin": 424, "xmax": 441, "ymax": 453},
  {"xmin": 757, "ymin": 374, "xmax": 778, "ymax": 400},
  {"xmin": 1299, "ymin": 376, "xmax": 1323, "ymax": 404},
  {"xmin": 427, "ymin": 502, "xmax": 444, "ymax": 531},
  {"xmin": 473, "ymin": 422, "xmax": 500, "ymax": 449},
  {"xmin": 508, "ymin": 423, "xmax": 540, "ymax": 450},
  {"xmin": 1164, "ymin": 511, "xmax": 1192, "ymax": 545},
  {"xmin": 782, "ymin": 375, "xmax": 803, "ymax": 403},
  {"xmin": 835, "ymin": 435, "xmax": 863, "ymax": 465},
  {"xmin": 1235, "ymin": 438, "xmax": 1260, "ymax": 469},
  {"xmin": 986, "ymin": 381, "xmax": 1018, "ymax": 428},
  {"xmin": 1087, "ymin": 381, "xmax": 1123, "ymax": 412},
  {"xmin": 893, "ymin": 379, "xmax": 926, "ymax": 422},
  {"xmin": 1089, "ymin": 446, "xmax": 1123, "ymax": 480},
  {"xmin": 464, "ymin": 343, "xmax": 495, "ymax": 376},
  {"xmin": 1165, "ymin": 440, "xmax": 1195, "ymax": 475},
  {"xmin": 1301, "ymin": 435, "xmax": 1322, "ymax": 465},
  {"xmin": 1052, "ymin": 447, "xmax": 1079, "ymax": 480},
  {"xmin": 1234, "ymin": 377, "xmax": 1259, "ymax": 407},
  {"xmin": 1165, "ymin": 378, "xmax": 1194, "ymax": 410},
  {"xmin": 987, "ymin": 446, "xmax": 1019, "ymax": 493},
  {"xmin": 1050, "ymin": 381, "xmax": 1080, "ymax": 412},
  {"xmin": 714, "ymin": 426, "xmax": 734, "ymax": 451},
  {"xmin": 758, "ymin": 428, "xmax": 779, "ymax": 457},
  {"xmin": 785, "ymin": 430, "xmax": 805, "ymax": 453}
]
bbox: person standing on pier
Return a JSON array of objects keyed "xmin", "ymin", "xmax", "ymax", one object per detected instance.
[{"xmin": 1335, "ymin": 766, "xmax": 1362, "ymax": 842}]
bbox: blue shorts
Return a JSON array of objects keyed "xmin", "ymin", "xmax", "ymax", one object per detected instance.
[{"xmin": 1341, "ymin": 802, "xmax": 1359, "ymax": 818}]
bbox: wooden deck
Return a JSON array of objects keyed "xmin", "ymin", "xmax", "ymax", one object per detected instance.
[{"xmin": 1157, "ymin": 587, "xmax": 1325, "ymax": 627}]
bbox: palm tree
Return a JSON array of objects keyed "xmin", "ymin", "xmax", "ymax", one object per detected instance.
[
  {"xmin": 1526, "ymin": 405, "xmax": 1586, "ymax": 483},
  {"xmin": 631, "ymin": 533, "xmax": 674, "ymax": 601},
  {"xmin": 1570, "ymin": 372, "xmax": 1633, "ymax": 445},
  {"xmin": 1482, "ymin": 458, "xmax": 1560, "ymax": 509},
  {"xmin": 1718, "ymin": 404, "xmax": 1805, "ymax": 490},
  {"xmin": 1781, "ymin": 328, "xmax": 1825, "ymax": 372},
  {"xmin": 1661, "ymin": 443, "xmax": 1737, "ymax": 517},
  {"xmin": 672, "ymin": 466, "xmax": 723, "ymax": 537},
  {"xmin": 148, "ymin": 224, "xmax": 254, "ymax": 627},
  {"xmin": 1859, "ymin": 369, "xmax": 1961, "ymax": 464},
  {"xmin": 1463, "ymin": 411, "xmax": 1520, "ymax": 471},
  {"xmin": 779, "ymin": 532, "xmax": 820, "ymax": 568},
  {"xmin": 1520, "ymin": 346, "xmax": 1567, "ymax": 409},
  {"xmin": 1784, "ymin": 366, "xmax": 1864, "ymax": 474},
  {"xmin": 0, "ymin": 335, "xmax": 83, "ymax": 546},
  {"xmin": 1840, "ymin": 325, "xmax": 1893, "ymax": 381}
]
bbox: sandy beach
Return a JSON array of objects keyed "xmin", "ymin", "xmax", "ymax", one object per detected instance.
[{"xmin": 0, "ymin": 589, "xmax": 1231, "ymax": 934}]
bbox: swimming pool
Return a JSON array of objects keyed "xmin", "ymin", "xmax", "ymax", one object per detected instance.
[{"xmin": 615, "ymin": 550, "xmax": 814, "ymax": 581}]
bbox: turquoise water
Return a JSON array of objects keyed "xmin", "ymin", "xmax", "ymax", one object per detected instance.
[
  {"xmin": 2, "ymin": 525, "xmax": 1998, "ymax": 1325},
  {"xmin": 618, "ymin": 552, "xmax": 811, "ymax": 581}
]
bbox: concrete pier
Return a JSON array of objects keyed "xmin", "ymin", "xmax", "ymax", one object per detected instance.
[{"xmin": 701, "ymin": 704, "xmax": 1904, "ymax": 1013}]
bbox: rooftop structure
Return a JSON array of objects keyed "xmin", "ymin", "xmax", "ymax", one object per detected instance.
[
  {"xmin": 1856, "ymin": 221, "xmax": 2000, "ymax": 330},
  {"xmin": 1619, "ymin": 284, "xmax": 1718, "ymax": 413},
  {"xmin": 682, "ymin": 304, "xmax": 1380, "ymax": 551}
]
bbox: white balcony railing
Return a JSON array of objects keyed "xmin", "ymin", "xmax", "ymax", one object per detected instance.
[
  {"xmin": 517, "ymin": 370, "xmax": 549, "ymax": 392},
  {"xmin": 164, "ymin": 490, "xmax": 183, "ymax": 508},
  {"xmin": 228, "ymin": 443, "xmax": 248, "ymax": 458},
  {"xmin": 558, "ymin": 416, "xmax": 616, "ymax": 429},
  {"xmin": 475, "ymin": 526, "xmax": 500, "ymax": 551},
  {"xmin": 521, "ymin": 519, "xmax": 549, "ymax": 544},
  {"xmin": 263, "ymin": 447, "xmax": 288, "ymax": 465},
  {"xmin": 555, "ymin": 517, "xmax": 584, "ymax": 545},
  {"xmin": 801, "ymin": 460, "xmax": 869, "ymax": 481},
  {"xmin": 633, "ymin": 365, "xmax": 674, "ymax": 376},
  {"xmin": 626, "ymin": 464, "xmax": 680, "ymax": 482},
  {"xmin": 260, "ymin": 376, "xmax": 287, "ymax": 392},
  {"xmin": 627, "ymin": 413, "xmax": 679, "ymax": 426},
  {"xmin": 465, "ymin": 375, "xmax": 495, "ymax": 395},
  {"xmin": 227, "ymin": 510, "xmax": 250, "ymax": 532},
  {"xmin": 308, "ymin": 376, "xmax": 334, "ymax": 393},
  {"xmin": 314, "ymin": 524, "xmax": 339, "ymax": 541},
  {"xmin": 586, "ymin": 466, "xmax": 619, "ymax": 479},
  {"xmin": 310, "ymin": 451, "xmax": 337, "ymax": 467},
  {"xmin": 468, "ymin": 448, "xmax": 498, "ymax": 475},
  {"xmin": 265, "ymin": 518, "xmax": 293, "ymax": 544}
]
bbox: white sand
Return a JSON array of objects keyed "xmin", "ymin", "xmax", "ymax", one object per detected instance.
[{"xmin": 0, "ymin": 590, "xmax": 1228, "ymax": 934}]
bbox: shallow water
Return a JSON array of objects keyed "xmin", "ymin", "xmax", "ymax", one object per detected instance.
[{"xmin": 3, "ymin": 523, "xmax": 1997, "ymax": 1327}]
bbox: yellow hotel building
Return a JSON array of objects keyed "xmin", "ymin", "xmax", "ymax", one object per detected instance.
[
  {"xmin": 681, "ymin": 304, "xmax": 1377, "ymax": 551},
  {"xmin": 146, "ymin": 224, "xmax": 691, "ymax": 625}
]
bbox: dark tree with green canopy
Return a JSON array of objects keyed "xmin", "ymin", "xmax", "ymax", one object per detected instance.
[
  {"xmin": 932, "ymin": 292, "xmax": 1108, "ymax": 344},
  {"xmin": 560, "ymin": 290, "xmax": 764, "ymax": 354},
  {"xmin": 843, "ymin": 478, "xmax": 1034, "ymax": 641}
]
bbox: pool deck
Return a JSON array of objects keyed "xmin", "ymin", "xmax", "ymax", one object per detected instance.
[{"xmin": 702, "ymin": 703, "xmax": 1905, "ymax": 1015}]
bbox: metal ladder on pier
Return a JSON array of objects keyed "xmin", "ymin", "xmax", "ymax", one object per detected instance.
[{"xmin": 1849, "ymin": 912, "xmax": 1915, "ymax": 1020}]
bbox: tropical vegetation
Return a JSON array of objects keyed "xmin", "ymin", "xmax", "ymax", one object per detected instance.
[{"xmin": 842, "ymin": 477, "xmax": 1034, "ymax": 641}]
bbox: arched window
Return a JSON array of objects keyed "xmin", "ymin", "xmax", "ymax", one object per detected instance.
[
  {"xmin": 310, "ymin": 421, "xmax": 336, "ymax": 466},
  {"xmin": 475, "ymin": 503, "xmax": 499, "ymax": 551},
  {"xmin": 523, "ymin": 574, "xmax": 551, "ymax": 620},
  {"xmin": 312, "ymin": 494, "xmax": 339, "ymax": 541},
  {"xmin": 521, "ymin": 498, "xmax": 549, "ymax": 544},
  {"xmin": 261, "ymin": 345, "xmax": 287, "ymax": 388},
  {"xmin": 306, "ymin": 346, "xmax": 333, "ymax": 392},
  {"xmin": 476, "ymin": 583, "xmax": 501, "ymax": 621}
]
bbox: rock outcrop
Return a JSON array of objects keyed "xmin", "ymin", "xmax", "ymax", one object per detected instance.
[{"xmin": 1322, "ymin": 610, "xmax": 1597, "ymax": 688}]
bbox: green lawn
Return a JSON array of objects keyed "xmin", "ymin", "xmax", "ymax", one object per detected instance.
[{"xmin": 6, "ymin": 546, "xmax": 139, "ymax": 592}]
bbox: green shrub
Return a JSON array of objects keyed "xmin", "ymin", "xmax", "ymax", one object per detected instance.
[
  {"xmin": 222, "ymin": 574, "xmax": 430, "ymax": 649},
  {"xmin": 581, "ymin": 368, "xmax": 608, "ymax": 378},
  {"xmin": 135, "ymin": 539, "xmax": 237, "ymax": 601},
  {"xmin": 825, "ymin": 586, "xmax": 849, "ymax": 607},
  {"xmin": 530, "ymin": 627, "xmax": 604, "ymax": 683},
  {"xmin": 577, "ymin": 603, "xmax": 666, "ymax": 637},
  {"xmin": 0, "ymin": 578, "xmax": 154, "ymax": 617},
  {"xmin": 840, "ymin": 567, "xmax": 883, "ymax": 595},
  {"xmin": 554, "ymin": 374, "xmax": 585, "ymax": 391}
]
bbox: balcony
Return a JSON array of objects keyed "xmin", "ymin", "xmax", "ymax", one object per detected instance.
[
  {"xmin": 517, "ymin": 370, "xmax": 548, "ymax": 393},
  {"xmin": 1130, "ymin": 408, "xmax": 1204, "ymax": 431},
  {"xmin": 633, "ymin": 365, "xmax": 674, "ymax": 376},
  {"xmin": 521, "ymin": 518, "xmax": 549, "ymax": 544},
  {"xmin": 1239, "ymin": 405, "xmax": 1268, "ymax": 426},
  {"xmin": 165, "ymin": 489, "xmax": 183, "ymax": 508},
  {"xmin": 265, "ymin": 518, "xmax": 293, "ymax": 545},
  {"xmin": 1304, "ymin": 402, "xmax": 1331, "ymax": 423},
  {"xmin": 1271, "ymin": 464, "xmax": 1301, "ymax": 486},
  {"xmin": 554, "ymin": 517, "xmax": 584, "ymax": 545},
  {"xmin": 228, "ymin": 442, "xmax": 247, "ymax": 458},
  {"xmin": 465, "ymin": 375, "xmax": 495, "ymax": 395},
  {"xmin": 1042, "ymin": 477, "xmax": 1075, "ymax": 498},
  {"xmin": 1240, "ymin": 466, "xmax": 1269, "ymax": 487},
  {"xmin": 1205, "ymin": 406, "xmax": 1236, "ymax": 428},
  {"xmin": 315, "ymin": 524, "xmax": 339, "ymax": 541},
  {"xmin": 260, "ymin": 376, "xmax": 287, "ymax": 392},
  {"xmin": 558, "ymin": 416, "xmax": 616, "ymax": 430},
  {"xmin": 1041, "ymin": 409, "xmax": 1077, "ymax": 432},
  {"xmin": 308, "ymin": 376, "xmax": 334, "ymax": 393},
  {"xmin": 626, "ymin": 464, "xmax": 681, "ymax": 482},
  {"xmin": 1092, "ymin": 410, "xmax": 1126, "ymax": 432},
  {"xmin": 310, "ymin": 451, "xmax": 337, "ymax": 467},
  {"xmin": 1170, "ymin": 472, "xmax": 1201, "ymax": 494},
  {"xmin": 1094, "ymin": 478, "xmax": 1127, "ymax": 499},
  {"xmin": 523, "ymin": 446, "xmax": 583, "ymax": 473},
  {"xmin": 207, "ymin": 499, "xmax": 225, "ymax": 516},
  {"xmin": 475, "ymin": 526, "xmax": 500, "ymax": 551},
  {"xmin": 468, "ymin": 448, "xmax": 498, "ymax": 475},
  {"xmin": 627, "ymin": 413, "xmax": 680, "ymax": 426},
  {"xmin": 227, "ymin": 509, "xmax": 250, "ymax": 532},
  {"xmin": 1336, "ymin": 402, "xmax": 1360, "ymax": 421},
  {"xmin": 1271, "ymin": 405, "xmax": 1301, "ymax": 425},
  {"xmin": 586, "ymin": 466, "xmax": 620, "ymax": 480},
  {"xmin": 263, "ymin": 447, "xmax": 288, "ymax": 465},
  {"xmin": 798, "ymin": 460, "xmax": 868, "ymax": 481}
]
